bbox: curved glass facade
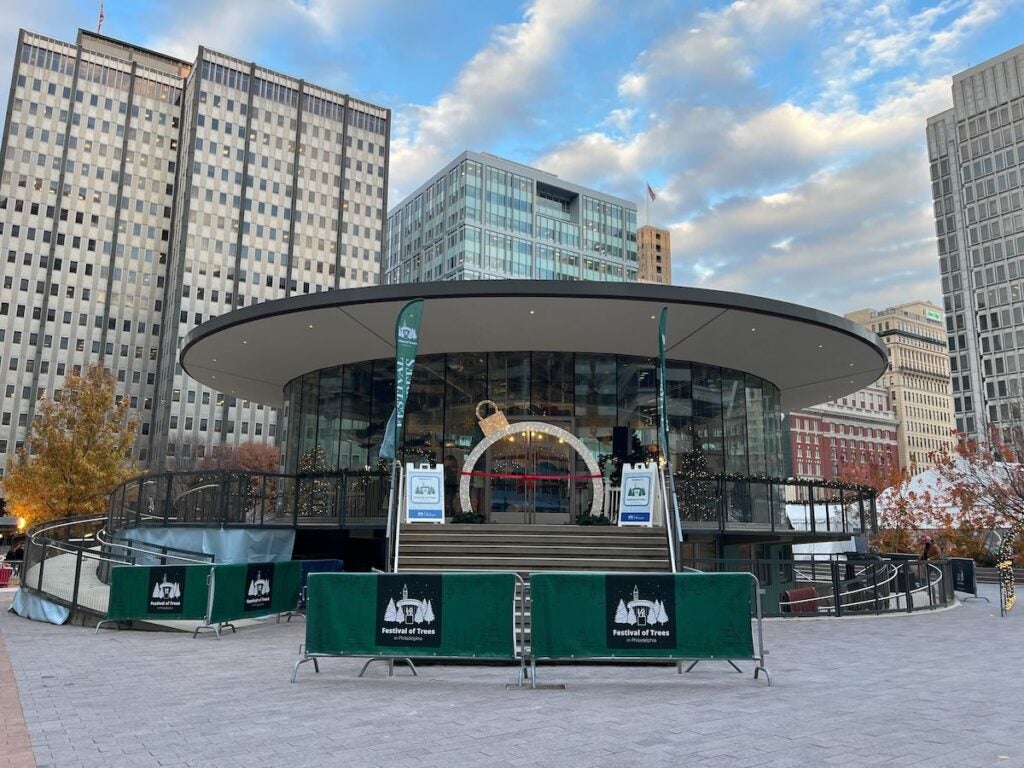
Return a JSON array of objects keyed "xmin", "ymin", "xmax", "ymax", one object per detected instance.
[{"xmin": 282, "ymin": 351, "xmax": 786, "ymax": 481}]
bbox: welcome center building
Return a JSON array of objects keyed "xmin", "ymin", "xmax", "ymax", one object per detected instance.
[{"xmin": 155, "ymin": 279, "xmax": 887, "ymax": 574}]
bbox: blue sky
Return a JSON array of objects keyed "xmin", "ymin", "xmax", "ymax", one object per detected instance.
[{"xmin": 3, "ymin": 0, "xmax": 1024, "ymax": 315}]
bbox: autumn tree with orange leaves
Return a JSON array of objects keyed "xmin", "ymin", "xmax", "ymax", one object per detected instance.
[
  {"xmin": 3, "ymin": 366, "xmax": 139, "ymax": 525},
  {"xmin": 836, "ymin": 460, "xmax": 937, "ymax": 554},
  {"xmin": 931, "ymin": 427, "xmax": 1024, "ymax": 564}
]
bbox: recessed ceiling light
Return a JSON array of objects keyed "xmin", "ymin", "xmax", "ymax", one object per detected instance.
[
  {"xmin": 817, "ymin": 344, "xmax": 823, "ymax": 349},
  {"xmin": 651, "ymin": 315, "xmax": 656, "ymax": 319},
  {"xmin": 751, "ymin": 327, "xmax": 756, "ymax": 332},
  {"xmin": 529, "ymin": 310, "xmax": 535, "ymax": 315},
  {"xmin": 308, "ymin": 324, "xmax": 315, "ymax": 329},
  {"xmin": 242, "ymin": 340, "xmax": 248, "ymax": 345},
  {"xmin": 212, "ymin": 358, "xmax": 217, "ymax": 362}
]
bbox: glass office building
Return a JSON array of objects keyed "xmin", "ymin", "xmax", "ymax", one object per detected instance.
[{"xmin": 384, "ymin": 151, "xmax": 638, "ymax": 284}]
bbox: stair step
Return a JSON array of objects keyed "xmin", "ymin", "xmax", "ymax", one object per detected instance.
[
  {"xmin": 400, "ymin": 544, "xmax": 669, "ymax": 557},
  {"xmin": 396, "ymin": 522, "xmax": 672, "ymax": 575}
]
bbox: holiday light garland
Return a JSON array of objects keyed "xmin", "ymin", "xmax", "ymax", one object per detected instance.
[{"xmin": 997, "ymin": 519, "xmax": 1022, "ymax": 615}]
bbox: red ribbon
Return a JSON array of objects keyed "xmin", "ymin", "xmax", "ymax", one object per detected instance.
[{"xmin": 460, "ymin": 471, "xmax": 602, "ymax": 482}]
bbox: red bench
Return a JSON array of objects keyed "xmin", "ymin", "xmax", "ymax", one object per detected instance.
[
  {"xmin": 0, "ymin": 564, "xmax": 12, "ymax": 588},
  {"xmin": 781, "ymin": 585, "xmax": 818, "ymax": 613}
]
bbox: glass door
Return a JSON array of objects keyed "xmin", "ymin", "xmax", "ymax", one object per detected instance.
[{"xmin": 482, "ymin": 420, "xmax": 576, "ymax": 524}]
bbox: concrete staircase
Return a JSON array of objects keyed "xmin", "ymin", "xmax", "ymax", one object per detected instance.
[{"xmin": 396, "ymin": 523, "xmax": 671, "ymax": 574}]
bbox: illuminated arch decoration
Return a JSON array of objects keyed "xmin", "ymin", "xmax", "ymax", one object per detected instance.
[{"xmin": 459, "ymin": 422, "xmax": 604, "ymax": 520}]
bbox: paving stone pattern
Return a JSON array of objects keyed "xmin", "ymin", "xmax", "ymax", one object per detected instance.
[{"xmin": 1, "ymin": 584, "xmax": 1021, "ymax": 768}]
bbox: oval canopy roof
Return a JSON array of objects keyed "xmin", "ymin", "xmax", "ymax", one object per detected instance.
[{"xmin": 181, "ymin": 281, "xmax": 888, "ymax": 411}]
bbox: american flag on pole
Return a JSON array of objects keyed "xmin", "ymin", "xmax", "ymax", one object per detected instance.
[
  {"xmin": 646, "ymin": 182, "xmax": 657, "ymax": 202},
  {"xmin": 97, "ymin": 1, "xmax": 105, "ymax": 33}
]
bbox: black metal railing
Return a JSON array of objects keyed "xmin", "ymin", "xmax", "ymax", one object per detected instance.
[
  {"xmin": 673, "ymin": 474, "xmax": 876, "ymax": 536},
  {"xmin": 107, "ymin": 469, "xmax": 392, "ymax": 532},
  {"xmin": 678, "ymin": 554, "xmax": 955, "ymax": 617},
  {"xmin": 21, "ymin": 514, "xmax": 213, "ymax": 618}
]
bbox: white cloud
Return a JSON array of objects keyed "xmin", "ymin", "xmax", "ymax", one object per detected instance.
[
  {"xmin": 388, "ymin": 0, "xmax": 599, "ymax": 202},
  {"xmin": 532, "ymin": 0, "xmax": 1008, "ymax": 315},
  {"xmin": 144, "ymin": 0, "xmax": 378, "ymax": 63},
  {"xmin": 615, "ymin": 0, "xmax": 822, "ymax": 101}
]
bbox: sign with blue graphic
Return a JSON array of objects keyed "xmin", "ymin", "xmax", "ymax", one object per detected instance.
[
  {"xmin": 618, "ymin": 462, "xmax": 658, "ymax": 527},
  {"xmin": 405, "ymin": 463, "xmax": 445, "ymax": 523}
]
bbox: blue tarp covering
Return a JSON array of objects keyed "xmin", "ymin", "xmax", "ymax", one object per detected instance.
[
  {"xmin": 10, "ymin": 588, "xmax": 70, "ymax": 625},
  {"xmin": 119, "ymin": 527, "xmax": 295, "ymax": 564}
]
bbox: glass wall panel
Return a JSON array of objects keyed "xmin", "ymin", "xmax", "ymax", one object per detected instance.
[
  {"xmin": 575, "ymin": 353, "xmax": 616, "ymax": 457},
  {"xmin": 371, "ymin": 359, "xmax": 395, "ymax": 466},
  {"xmin": 444, "ymin": 352, "xmax": 487, "ymax": 463},
  {"xmin": 404, "ymin": 355, "xmax": 446, "ymax": 465},
  {"xmin": 489, "ymin": 352, "xmax": 530, "ymax": 416},
  {"xmin": 666, "ymin": 361, "xmax": 692, "ymax": 465},
  {"xmin": 722, "ymin": 369, "xmax": 748, "ymax": 475},
  {"xmin": 531, "ymin": 351, "xmax": 574, "ymax": 417},
  {"xmin": 298, "ymin": 372, "xmax": 321, "ymax": 470},
  {"xmin": 617, "ymin": 356, "xmax": 658, "ymax": 459},
  {"xmin": 745, "ymin": 377, "xmax": 766, "ymax": 475},
  {"xmin": 283, "ymin": 379, "xmax": 302, "ymax": 473},
  {"xmin": 339, "ymin": 362, "xmax": 371, "ymax": 470},
  {"xmin": 692, "ymin": 364, "xmax": 724, "ymax": 473},
  {"xmin": 316, "ymin": 366, "xmax": 343, "ymax": 471}
]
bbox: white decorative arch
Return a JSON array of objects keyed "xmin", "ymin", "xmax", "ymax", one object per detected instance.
[{"xmin": 458, "ymin": 421, "xmax": 604, "ymax": 520}]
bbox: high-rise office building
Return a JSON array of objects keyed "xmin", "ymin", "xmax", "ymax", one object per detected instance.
[
  {"xmin": 927, "ymin": 43, "xmax": 1024, "ymax": 440},
  {"xmin": 0, "ymin": 28, "xmax": 390, "ymax": 474},
  {"xmin": 846, "ymin": 301, "xmax": 956, "ymax": 470},
  {"xmin": 637, "ymin": 224, "xmax": 670, "ymax": 285},
  {"xmin": 383, "ymin": 151, "xmax": 637, "ymax": 284}
]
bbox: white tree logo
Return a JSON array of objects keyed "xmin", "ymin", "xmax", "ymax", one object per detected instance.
[
  {"xmin": 151, "ymin": 574, "xmax": 181, "ymax": 600},
  {"xmin": 614, "ymin": 585, "xmax": 669, "ymax": 627},
  {"xmin": 383, "ymin": 583, "xmax": 435, "ymax": 625},
  {"xmin": 248, "ymin": 571, "xmax": 271, "ymax": 598}
]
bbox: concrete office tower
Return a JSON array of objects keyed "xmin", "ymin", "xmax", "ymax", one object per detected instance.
[
  {"xmin": 927, "ymin": 43, "xmax": 1024, "ymax": 440},
  {"xmin": 383, "ymin": 151, "xmax": 637, "ymax": 284},
  {"xmin": 846, "ymin": 302, "xmax": 956, "ymax": 471},
  {"xmin": 0, "ymin": 29, "xmax": 390, "ymax": 475},
  {"xmin": 637, "ymin": 225, "xmax": 671, "ymax": 285}
]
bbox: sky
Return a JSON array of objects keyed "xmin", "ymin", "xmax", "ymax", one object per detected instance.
[{"xmin": 2, "ymin": 0, "xmax": 1024, "ymax": 316}]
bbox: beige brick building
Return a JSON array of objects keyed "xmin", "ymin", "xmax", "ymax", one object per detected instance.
[
  {"xmin": 637, "ymin": 225, "xmax": 670, "ymax": 284},
  {"xmin": 846, "ymin": 301, "xmax": 956, "ymax": 471}
]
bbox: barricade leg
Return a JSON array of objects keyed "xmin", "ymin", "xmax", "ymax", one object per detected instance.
[
  {"xmin": 358, "ymin": 657, "xmax": 417, "ymax": 678},
  {"xmin": 291, "ymin": 653, "xmax": 320, "ymax": 683}
]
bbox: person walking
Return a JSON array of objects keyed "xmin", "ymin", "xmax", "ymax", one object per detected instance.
[
  {"xmin": 920, "ymin": 535, "xmax": 942, "ymax": 561},
  {"xmin": 919, "ymin": 535, "xmax": 942, "ymax": 605}
]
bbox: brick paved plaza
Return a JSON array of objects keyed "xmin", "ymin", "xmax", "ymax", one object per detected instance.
[{"xmin": 0, "ymin": 585, "xmax": 1020, "ymax": 768}]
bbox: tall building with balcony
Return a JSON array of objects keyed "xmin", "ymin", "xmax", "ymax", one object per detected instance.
[
  {"xmin": 383, "ymin": 151, "xmax": 637, "ymax": 284},
  {"xmin": 845, "ymin": 301, "xmax": 956, "ymax": 470},
  {"xmin": 927, "ymin": 43, "xmax": 1024, "ymax": 440},
  {"xmin": 0, "ymin": 28, "xmax": 390, "ymax": 475},
  {"xmin": 637, "ymin": 224, "xmax": 670, "ymax": 285}
]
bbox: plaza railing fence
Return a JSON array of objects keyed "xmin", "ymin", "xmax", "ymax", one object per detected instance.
[
  {"xmin": 107, "ymin": 469, "xmax": 391, "ymax": 532},
  {"xmin": 21, "ymin": 515, "xmax": 210, "ymax": 619},
  {"xmin": 678, "ymin": 554, "xmax": 956, "ymax": 616},
  {"xmin": 673, "ymin": 474, "xmax": 877, "ymax": 536},
  {"xmin": 528, "ymin": 571, "xmax": 769, "ymax": 687}
]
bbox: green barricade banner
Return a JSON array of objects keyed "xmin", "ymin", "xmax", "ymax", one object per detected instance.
[
  {"xmin": 208, "ymin": 561, "xmax": 301, "ymax": 623},
  {"xmin": 107, "ymin": 564, "xmax": 213, "ymax": 622},
  {"xmin": 530, "ymin": 572, "xmax": 754, "ymax": 660},
  {"xmin": 306, "ymin": 572, "xmax": 516, "ymax": 659}
]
